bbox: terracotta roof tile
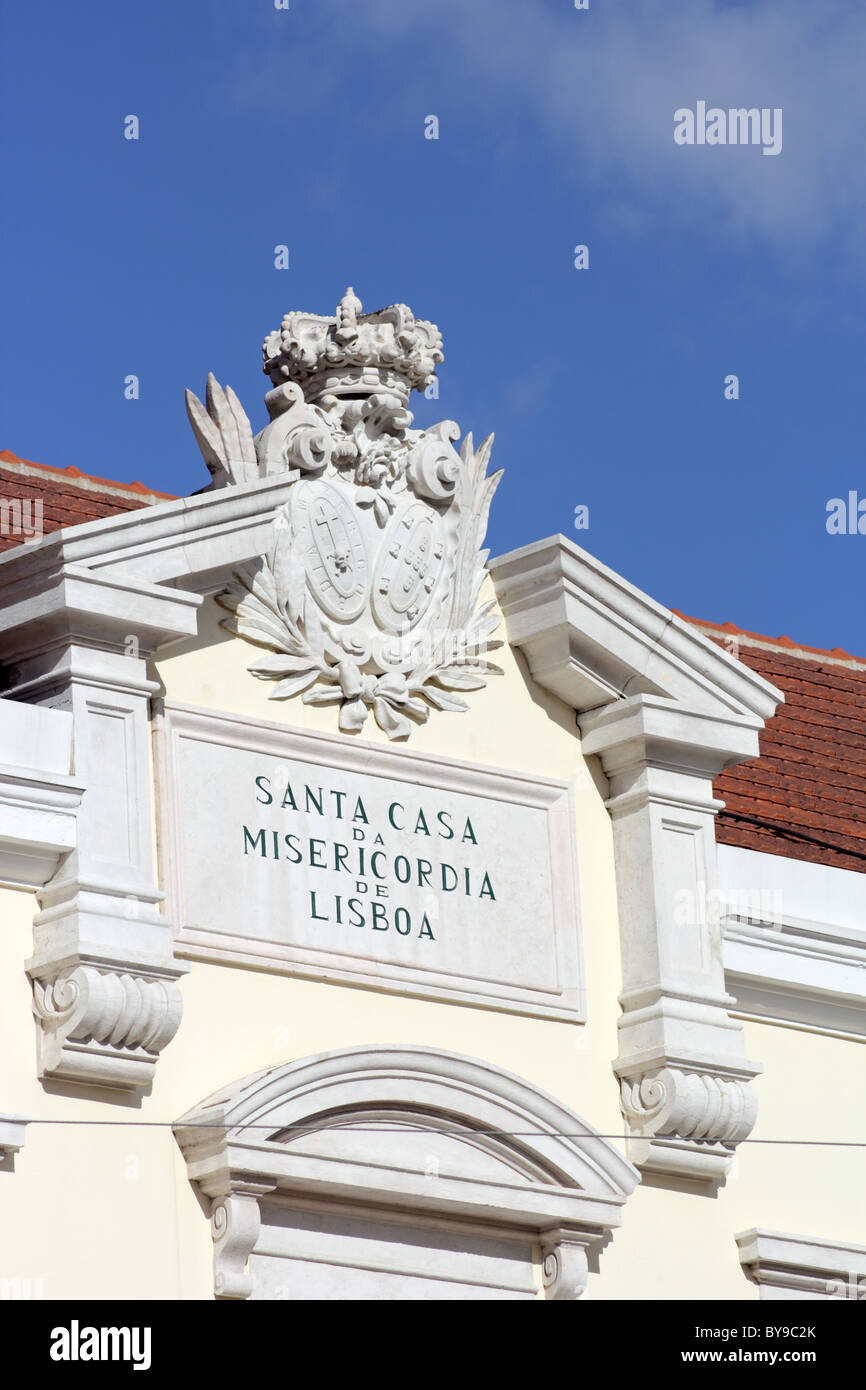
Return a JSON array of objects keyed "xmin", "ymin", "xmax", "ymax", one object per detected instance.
[
  {"xmin": 680, "ymin": 614, "xmax": 866, "ymax": 874},
  {"xmin": 0, "ymin": 450, "xmax": 176, "ymax": 552}
]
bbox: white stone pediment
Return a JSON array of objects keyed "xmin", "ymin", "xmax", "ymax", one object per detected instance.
[
  {"xmin": 0, "ymin": 508, "xmax": 782, "ymax": 730},
  {"xmin": 174, "ymin": 1047, "xmax": 639, "ymax": 1300},
  {"xmin": 0, "ymin": 476, "xmax": 298, "ymax": 594},
  {"xmin": 176, "ymin": 1046, "xmax": 637, "ymax": 1217},
  {"xmin": 0, "ymin": 290, "xmax": 790, "ymax": 1166},
  {"xmin": 270, "ymin": 1109, "xmax": 566, "ymax": 1189}
]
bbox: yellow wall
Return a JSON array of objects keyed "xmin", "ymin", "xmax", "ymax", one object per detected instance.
[
  {"xmin": 0, "ymin": 583, "xmax": 862, "ymax": 1300},
  {"xmin": 589, "ymin": 1020, "xmax": 866, "ymax": 1299}
]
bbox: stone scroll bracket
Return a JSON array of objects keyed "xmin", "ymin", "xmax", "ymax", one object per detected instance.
[
  {"xmin": 210, "ymin": 1188, "xmax": 275, "ymax": 1300},
  {"xmin": 490, "ymin": 537, "xmax": 783, "ymax": 1186},
  {"xmin": 540, "ymin": 1232, "xmax": 593, "ymax": 1300},
  {"xmin": 0, "ymin": 564, "xmax": 201, "ymax": 1093}
]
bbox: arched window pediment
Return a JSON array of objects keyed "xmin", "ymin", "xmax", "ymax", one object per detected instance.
[{"xmin": 174, "ymin": 1047, "xmax": 638, "ymax": 1301}]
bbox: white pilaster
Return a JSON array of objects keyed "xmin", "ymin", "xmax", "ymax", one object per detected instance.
[
  {"xmin": 580, "ymin": 696, "xmax": 762, "ymax": 1181},
  {"xmin": 491, "ymin": 537, "xmax": 783, "ymax": 1184},
  {"xmin": 0, "ymin": 566, "xmax": 200, "ymax": 1092}
]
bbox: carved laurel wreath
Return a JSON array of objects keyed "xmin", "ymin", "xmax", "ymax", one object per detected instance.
[{"xmin": 217, "ymin": 433, "xmax": 504, "ymax": 741}]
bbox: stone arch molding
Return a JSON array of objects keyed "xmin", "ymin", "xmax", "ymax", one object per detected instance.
[{"xmin": 174, "ymin": 1046, "xmax": 638, "ymax": 1301}]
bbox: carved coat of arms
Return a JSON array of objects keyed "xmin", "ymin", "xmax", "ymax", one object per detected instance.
[{"xmin": 185, "ymin": 290, "xmax": 503, "ymax": 740}]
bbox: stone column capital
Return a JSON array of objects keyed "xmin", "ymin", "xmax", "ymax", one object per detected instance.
[{"xmin": 580, "ymin": 693, "xmax": 763, "ymax": 782}]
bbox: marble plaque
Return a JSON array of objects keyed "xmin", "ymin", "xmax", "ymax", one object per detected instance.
[{"xmin": 156, "ymin": 704, "xmax": 584, "ymax": 1020}]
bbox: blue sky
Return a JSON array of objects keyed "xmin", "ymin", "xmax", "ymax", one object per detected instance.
[{"xmin": 3, "ymin": 0, "xmax": 865, "ymax": 652}]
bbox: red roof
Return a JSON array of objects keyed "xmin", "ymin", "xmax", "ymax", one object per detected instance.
[
  {"xmin": 0, "ymin": 451, "xmax": 175, "ymax": 551},
  {"xmin": 678, "ymin": 613, "xmax": 866, "ymax": 874}
]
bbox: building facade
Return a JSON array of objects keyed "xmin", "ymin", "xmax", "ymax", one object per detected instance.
[{"xmin": 0, "ymin": 292, "xmax": 863, "ymax": 1301}]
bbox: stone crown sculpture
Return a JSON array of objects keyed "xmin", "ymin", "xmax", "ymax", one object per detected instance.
[
  {"xmin": 185, "ymin": 290, "xmax": 502, "ymax": 741},
  {"xmin": 262, "ymin": 288, "xmax": 444, "ymax": 405}
]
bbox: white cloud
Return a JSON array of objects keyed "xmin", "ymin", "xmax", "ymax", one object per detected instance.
[{"xmin": 322, "ymin": 0, "xmax": 866, "ymax": 250}]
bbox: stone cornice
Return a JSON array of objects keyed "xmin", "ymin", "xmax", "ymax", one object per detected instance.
[
  {"xmin": 489, "ymin": 535, "xmax": 782, "ymax": 721},
  {"xmin": 0, "ymin": 1115, "xmax": 29, "ymax": 1159},
  {"xmin": 0, "ymin": 475, "xmax": 299, "ymax": 593},
  {"xmin": 0, "ymin": 699, "xmax": 82, "ymax": 888},
  {"xmin": 0, "ymin": 564, "xmax": 201, "ymax": 660},
  {"xmin": 0, "ymin": 763, "xmax": 82, "ymax": 888},
  {"xmin": 580, "ymin": 694, "xmax": 765, "ymax": 781},
  {"xmin": 737, "ymin": 1228, "xmax": 866, "ymax": 1300},
  {"xmin": 724, "ymin": 910, "xmax": 866, "ymax": 1038}
]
